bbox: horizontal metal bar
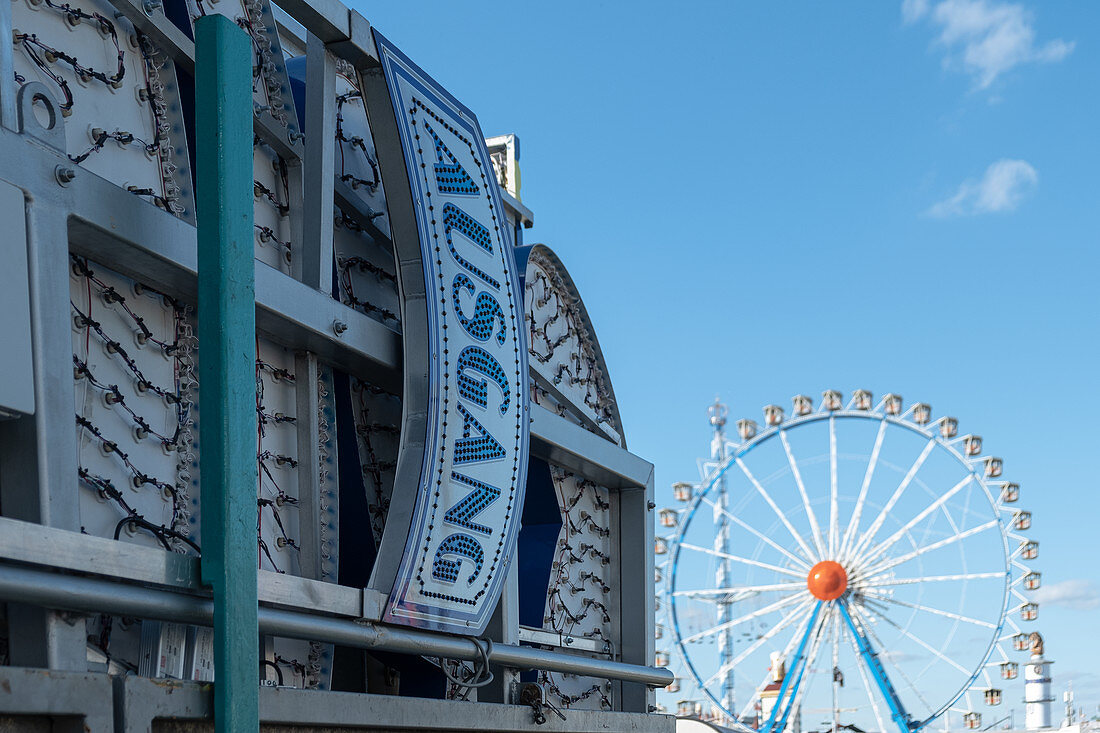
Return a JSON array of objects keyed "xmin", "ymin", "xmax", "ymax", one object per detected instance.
[
  {"xmin": 500, "ymin": 188, "xmax": 534, "ymax": 229},
  {"xmin": 531, "ymin": 370, "xmax": 619, "ymax": 443},
  {"xmin": 272, "ymin": 0, "xmax": 350, "ymax": 44},
  {"xmin": 263, "ymin": 608, "xmax": 671, "ymax": 685},
  {"xmin": 0, "ymin": 667, "xmax": 114, "ymax": 732},
  {"xmin": 52, "ymin": 166, "xmax": 400, "ymax": 388},
  {"xmin": 256, "ymin": 684, "xmax": 661, "ymax": 731},
  {"xmin": 108, "ymin": 0, "xmax": 196, "ymax": 73},
  {"xmin": 333, "ymin": 176, "xmax": 393, "ymax": 246},
  {"xmin": 255, "ymin": 108, "xmax": 304, "ymax": 162},
  {"xmin": 0, "ymin": 564, "xmax": 673, "ymax": 687},
  {"xmin": 529, "ymin": 406, "xmax": 653, "ymax": 490},
  {"xmin": 115, "ymin": 674, "xmax": 674, "ymax": 732},
  {"xmin": 70, "ymin": 212, "xmax": 402, "ymax": 386},
  {"xmin": 0, "ymin": 515, "xmax": 200, "ymax": 588},
  {"xmin": 252, "ymin": 261, "xmax": 402, "ymax": 392},
  {"xmin": 256, "ymin": 569, "xmax": 360, "ymax": 616},
  {"xmin": 0, "ymin": 516, "xmax": 366, "ymax": 617},
  {"xmin": 326, "ymin": 10, "xmax": 379, "ymax": 69}
]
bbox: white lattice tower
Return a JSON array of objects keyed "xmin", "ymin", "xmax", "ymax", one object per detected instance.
[{"xmin": 708, "ymin": 400, "xmax": 736, "ymax": 722}]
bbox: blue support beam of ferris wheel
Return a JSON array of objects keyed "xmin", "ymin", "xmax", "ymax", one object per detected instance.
[
  {"xmin": 838, "ymin": 599, "xmax": 915, "ymax": 733},
  {"xmin": 762, "ymin": 600, "xmax": 824, "ymax": 733}
]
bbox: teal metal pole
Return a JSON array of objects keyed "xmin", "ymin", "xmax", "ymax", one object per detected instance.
[{"xmin": 195, "ymin": 13, "xmax": 259, "ymax": 733}]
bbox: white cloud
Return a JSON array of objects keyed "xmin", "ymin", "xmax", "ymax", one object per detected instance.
[
  {"xmin": 1034, "ymin": 579, "xmax": 1100, "ymax": 611},
  {"xmin": 902, "ymin": 0, "xmax": 931, "ymax": 23},
  {"xmin": 928, "ymin": 158, "xmax": 1037, "ymax": 217},
  {"xmin": 903, "ymin": 0, "xmax": 1074, "ymax": 89}
]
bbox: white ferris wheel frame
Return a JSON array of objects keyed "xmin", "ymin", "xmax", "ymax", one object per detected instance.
[{"xmin": 661, "ymin": 397, "xmax": 1034, "ymax": 733}]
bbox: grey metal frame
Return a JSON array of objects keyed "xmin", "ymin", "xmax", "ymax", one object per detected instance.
[
  {"xmin": 113, "ymin": 674, "xmax": 662, "ymax": 733},
  {"xmin": 0, "ymin": 0, "xmax": 668, "ymax": 722},
  {"xmin": 0, "ymin": 667, "xmax": 114, "ymax": 732}
]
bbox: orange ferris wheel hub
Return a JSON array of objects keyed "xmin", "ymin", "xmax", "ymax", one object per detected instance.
[{"xmin": 807, "ymin": 560, "xmax": 848, "ymax": 601}]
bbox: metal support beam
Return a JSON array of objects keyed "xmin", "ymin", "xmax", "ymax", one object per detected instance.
[
  {"xmin": 0, "ymin": 189, "xmax": 86, "ymax": 671},
  {"xmin": 0, "ymin": 515, "xmax": 357, "ymax": 615},
  {"xmin": 0, "ymin": 0, "xmax": 16, "ymax": 131},
  {"xmin": 293, "ymin": 352, "xmax": 323, "ymax": 579},
  {"xmin": 273, "ymin": 0, "xmax": 350, "ymax": 44},
  {"xmin": 333, "ymin": 176, "xmax": 392, "ymax": 246},
  {"xmin": 108, "ymin": 0, "xmax": 195, "ymax": 72},
  {"xmin": 195, "ymin": 14, "xmax": 259, "ymax": 733},
  {"xmin": 616, "ymin": 472, "xmax": 657, "ymax": 712},
  {"xmin": 0, "ymin": 667, "xmax": 113, "ymax": 732},
  {"xmin": 298, "ymin": 32, "xmax": 337, "ymax": 291},
  {"xmin": 481, "ymin": 557, "xmax": 521, "ymax": 704},
  {"xmin": 529, "ymin": 406, "xmax": 653, "ymax": 490},
  {"xmin": 326, "ymin": 11, "xmax": 379, "ymax": 69}
]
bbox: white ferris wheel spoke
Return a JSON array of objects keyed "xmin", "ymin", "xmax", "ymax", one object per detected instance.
[
  {"xmin": 678, "ymin": 542, "xmax": 807, "ymax": 579},
  {"xmin": 856, "ymin": 519, "xmax": 998, "ymax": 582},
  {"xmin": 780, "ymin": 429, "xmax": 827, "ymax": 558},
  {"xmin": 858, "ymin": 475, "xmax": 974, "ymax": 568},
  {"xmin": 736, "ymin": 457, "xmax": 817, "ymax": 562},
  {"xmin": 869, "ymin": 602, "xmax": 972, "ymax": 675},
  {"xmin": 849, "ymin": 603, "xmax": 935, "ymax": 713},
  {"xmin": 701, "ymin": 496, "xmax": 812, "ymax": 570},
  {"xmin": 839, "ymin": 420, "xmax": 887, "ymax": 561},
  {"xmin": 861, "ymin": 590, "xmax": 996, "ymax": 629},
  {"xmin": 701, "ymin": 598, "xmax": 814, "ymax": 688},
  {"xmin": 679, "ymin": 591, "xmax": 809, "ymax": 644},
  {"xmin": 673, "ymin": 581, "xmax": 806, "ymax": 598},
  {"xmin": 829, "ymin": 416, "xmax": 840, "ymax": 557},
  {"xmin": 846, "ymin": 439, "xmax": 936, "ymax": 565},
  {"xmin": 861, "ymin": 571, "xmax": 1004, "ymax": 589}
]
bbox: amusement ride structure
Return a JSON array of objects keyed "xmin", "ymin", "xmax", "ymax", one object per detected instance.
[{"xmin": 656, "ymin": 392, "xmax": 1042, "ymax": 733}]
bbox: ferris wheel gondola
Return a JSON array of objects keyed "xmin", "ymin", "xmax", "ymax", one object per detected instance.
[{"xmin": 657, "ymin": 392, "xmax": 1039, "ymax": 733}]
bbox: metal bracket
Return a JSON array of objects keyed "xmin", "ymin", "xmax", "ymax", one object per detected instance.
[{"xmin": 16, "ymin": 82, "xmax": 65, "ymax": 153}]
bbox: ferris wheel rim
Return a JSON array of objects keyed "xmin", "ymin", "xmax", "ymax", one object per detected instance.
[{"xmin": 662, "ymin": 405, "xmax": 1016, "ymax": 730}]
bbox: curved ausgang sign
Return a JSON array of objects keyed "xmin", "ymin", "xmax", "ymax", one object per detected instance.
[{"xmin": 365, "ymin": 31, "xmax": 530, "ymax": 634}]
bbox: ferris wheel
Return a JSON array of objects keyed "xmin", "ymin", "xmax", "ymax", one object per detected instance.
[{"xmin": 656, "ymin": 392, "xmax": 1041, "ymax": 733}]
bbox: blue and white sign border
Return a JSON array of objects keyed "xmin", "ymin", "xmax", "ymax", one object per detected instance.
[{"xmin": 371, "ymin": 31, "xmax": 530, "ymax": 635}]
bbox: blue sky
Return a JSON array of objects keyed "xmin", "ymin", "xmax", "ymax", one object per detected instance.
[{"xmin": 354, "ymin": 0, "xmax": 1100, "ymax": 718}]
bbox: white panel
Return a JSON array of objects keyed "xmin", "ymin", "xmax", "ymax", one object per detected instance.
[
  {"xmin": 180, "ymin": 0, "xmax": 299, "ymax": 271},
  {"xmin": 525, "ymin": 251, "xmax": 621, "ymax": 445},
  {"xmin": 71, "ymin": 255, "xmax": 199, "ymax": 675},
  {"xmin": 255, "ymin": 337, "xmax": 339, "ymax": 689},
  {"xmin": 13, "ymin": 0, "xmax": 191, "ymax": 215},
  {"xmin": 523, "ymin": 246, "xmax": 625, "ymax": 709},
  {"xmin": 71, "ymin": 255, "xmax": 200, "ymax": 553},
  {"xmin": 541, "ymin": 468, "xmax": 614, "ymax": 711},
  {"xmin": 332, "ymin": 63, "xmax": 399, "ymax": 328}
]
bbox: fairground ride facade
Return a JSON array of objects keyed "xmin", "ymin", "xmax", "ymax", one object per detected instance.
[{"xmin": 0, "ymin": 1, "xmax": 671, "ymax": 729}]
